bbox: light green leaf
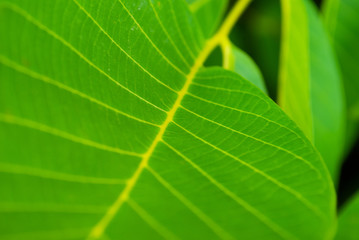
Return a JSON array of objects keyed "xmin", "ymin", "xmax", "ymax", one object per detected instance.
[
  {"xmin": 278, "ymin": 0, "xmax": 346, "ymax": 181},
  {"xmin": 188, "ymin": 0, "xmax": 267, "ymax": 93},
  {"xmin": 0, "ymin": 0, "xmax": 335, "ymax": 239},
  {"xmin": 186, "ymin": 0, "xmax": 229, "ymax": 38},
  {"xmin": 220, "ymin": 39, "xmax": 267, "ymax": 93},
  {"xmin": 323, "ymin": 0, "xmax": 359, "ymax": 149},
  {"xmin": 336, "ymin": 192, "xmax": 359, "ymax": 240}
]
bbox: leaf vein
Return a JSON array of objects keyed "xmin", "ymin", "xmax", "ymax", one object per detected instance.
[
  {"xmin": 117, "ymin": 0, "xmax": 188, "ymax": 76},
  {"xmin": 73, "ymin": 0, "xmax": 179, "ymax": 93},
  {"xmin": 0, "ymin": 113, "xmax": 142, "ymax": 157},
  {"xmin": 161, "ymin": 140, "xmax": 297, "ymax": 240},
  {"xmin": 1, "ymin": 3, "xmax": 167, "ymax": 113},
  {"xmin": 172, "ymin": 121, "xmax": 325, "ymax": 219},
  {"xmin": 146, "ymin": 166, "xmax": 235, "ymax": 240},
  {"xmin": 148, "ymin": 0, "xmax": 192, "ymax": 69},
  {"xmin": 180, "ymin": 105, "xmax": 320, "ymax": 175},
  {"xmin": 0, "ymin": 55, "xmax": 160, "ymax": 127},
  {"xmin": 187, "ymin": 92, "xmax": 309, "ymax": 149},
  {"xmin": 0, "ymin": 162, "xmax": 127, "ymax": 185},
  {"xmin": 0, "ymin": 203, "xmax": 108, "ymax": 214},
  {"xmin": 127, "ymin": 198, "xmax": 180, "ymax": 240}
]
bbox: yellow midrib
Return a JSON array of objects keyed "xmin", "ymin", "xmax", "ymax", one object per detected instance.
[
  {"xmin": 87, "ymin": 36, "xmax": 218, "ymax": 240},
  {"xmin": 88, "ymin": 0, "xmax": 252, "ymax": 238}
]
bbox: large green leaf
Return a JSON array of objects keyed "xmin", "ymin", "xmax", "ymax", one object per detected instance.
[
  {"xmin": 0, "ymin": 0, "xmax": 335, "ymax": 239},
  {"xmin": 323, "ymin": 0, "xmax": 359, "ymax": 150},
  {"xmin": 336, "ymin": 192, "xmax": 359, "ymax": 240},
  {"xmin": 278, "ymin": 0, "xmax": 345, "ymax": 181}
]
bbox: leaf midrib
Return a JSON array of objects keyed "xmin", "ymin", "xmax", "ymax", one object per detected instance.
[
  {"xmin": 87, "ymin": 0, "xmax": 253, "ymax": 237},
  {"xmin": 87, "ymin": 27, "xmax": 221, "ymax": 240}
]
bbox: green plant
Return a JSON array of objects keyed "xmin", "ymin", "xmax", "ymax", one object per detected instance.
[{"xmin": 0, "ymin": 0, "xmax": 358, "ymax": 239}]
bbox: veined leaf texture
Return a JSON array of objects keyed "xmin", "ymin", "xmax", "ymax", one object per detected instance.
[{"xmin": 0, "ymin": 0, "xmax": 337, "ymax": 239}]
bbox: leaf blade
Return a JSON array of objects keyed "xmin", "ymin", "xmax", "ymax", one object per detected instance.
[
  {"xmin": 0, "ymin": 0, "xmax": 336, "ymax": 239},
  {"xmin": 220, "ymin": 40, "xmax": 267, "ymax": 93},
  {"xmin": 278, "ymin": 0, "xmax": 346, "ymax": 181},
  {"xmin": 336, "ymin": 192, "xmax": 359, "ymax": 240},
  {"xmin": 323, "ymin": 0, "xmax": 359, "ymax": 149}
]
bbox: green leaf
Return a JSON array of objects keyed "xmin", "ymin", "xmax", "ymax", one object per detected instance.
[
  {"xmin": 0, "ymin": 0, "xmax": 335, "ymax": 239},
  {"xmin": 230, "ymin": 0, "xmax": 282, "ymax": 99},
  {"xmin": 186, "ymin": 0, "xmax": 229, "ymax": 38},
  {"xmin": 336, "ymin": 192, "xmax": 359, "ymax": 240},
  {"xmin": 278, "ymin": 0, "xmax": 346, "ymax": 181},
  {"xmin": 188, "ymin": 0, "xmax": 267, "ymax": 93},
  {"xmin": 323, "ymin": 0, "xmax": 359, "ymax": 150},
  {"xmin": 220, "ymin": 39, "xmax": 267, "ymax": 93}
]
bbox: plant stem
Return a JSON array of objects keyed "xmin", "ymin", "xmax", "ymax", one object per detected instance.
[{"xmin": 220, "ymin": 37, "xmax": 234, "ymax": 69}]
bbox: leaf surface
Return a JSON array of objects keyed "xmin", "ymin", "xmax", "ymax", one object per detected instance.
[
  {"xmin": 278, "ymin": 0, "xmax": 345, "ymax": 180},
  {"xmin": 0, "ymin": 0, "xmax": 335, "ymax": 239}
]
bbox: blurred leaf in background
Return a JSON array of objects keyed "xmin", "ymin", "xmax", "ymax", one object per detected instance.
[
  {"xmin": 323, "ymin": 0, "xmax": 359, "ymax": 152},
  {"xmin": 220, "ymin": 40, "xmax": 267, "ymax": 93},
  {"xmin": 231, "ymin": 0, "xmax": 281, "ymax": 99},
  {"xmin": 189, "ymin": 0, "xmax": 267, "ymax": 92},
  {"xmin": 336, "ymin": 192, "xmax": 359, "ymax": 240},
  {"xmin": 278, "ymin": 0, "xmax": 345, "ymax": 182}
]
